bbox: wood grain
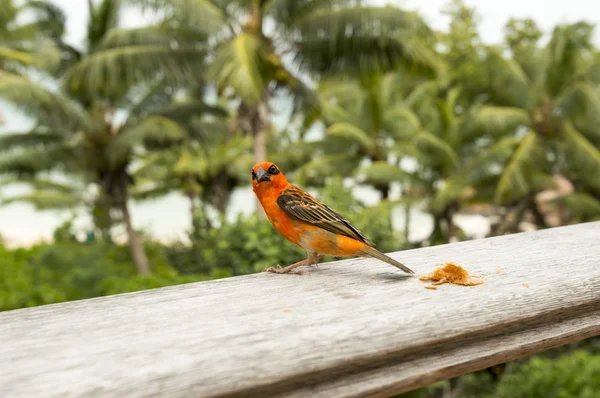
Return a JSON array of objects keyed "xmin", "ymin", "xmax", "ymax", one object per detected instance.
[{"xmin": 1, "ymin": 222, "xmax": 600, "ymax": 398}]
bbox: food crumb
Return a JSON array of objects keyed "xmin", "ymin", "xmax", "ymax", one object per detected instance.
[
  {"xmin": 496, "ymin": 266, "xmax": 503, "ymax": 274},
  {"xmin": 419, "ymin": 262, "xmax": 484, "ymax": 287},
  {"xmin": 282, "ymin": 308, "xmax": 292, "ymax": 312},
  {"xmin": 370, "ymin": 276, "xmax": 377, "ymax": 279},
  {"xmin": 522, "ymin": 283, "xmax": 530, "ymax": 288},
  {"xmin": 424, "ymin": 285, "xmax": 438, "ymax": 290}
]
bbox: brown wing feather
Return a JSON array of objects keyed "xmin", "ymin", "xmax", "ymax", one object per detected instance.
[{"xmin": 277, "ymin": 185, "xmax": 375, "ymax": 246}]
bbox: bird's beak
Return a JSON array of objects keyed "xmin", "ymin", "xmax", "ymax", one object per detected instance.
[{"xmin": 256, "ymin": 167, "xmax": 271, "ymax": 183}]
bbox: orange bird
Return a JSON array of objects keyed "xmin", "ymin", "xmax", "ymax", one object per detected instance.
[{"xmin": 251, "ymin": 161, "xmax": 414, "ymax": 275}]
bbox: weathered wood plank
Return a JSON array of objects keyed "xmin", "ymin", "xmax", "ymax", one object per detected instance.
[{"xmin": 1, "ymin": 222, "xmax": 600, "ymax": 398}]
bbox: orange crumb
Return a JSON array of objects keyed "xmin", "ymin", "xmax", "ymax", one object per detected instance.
[
  {"xmin": 419, "ymin": 262, "xmax": 484, "ymax": 287},
  {"xmin": 425, "ymin": 285, "xmax": 438, "ymax": 290},
  {"xmin": 522, "ymin": 283, "xmax": 530, "ymax": 288},
  {"xmin": 282, "ymin": 308, "xmax": 292, "ymax": 312},
  {"xmin": 496, "ymin": 266, "xmax": 503, "ymax": 274},
  {"xmin": 370, "ymin": 276, "xmax": 377, "ymax": 279}
]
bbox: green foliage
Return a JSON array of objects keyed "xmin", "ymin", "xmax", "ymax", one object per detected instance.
[
  {"xmin": 484, "ymin": 351, "xmax": 600, "ymax": 398},
  {"xmin": 0, "ymin": 237, "xmax": 226, "ymax": 312},
  {"xmin": 398, "ymin": 348, "xmax": 600, "ymax": 398}
]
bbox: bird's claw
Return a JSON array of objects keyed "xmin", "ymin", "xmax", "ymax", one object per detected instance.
[{"xmin": 262, "ymin": 264, "xmax": 305, "ymax": 275}]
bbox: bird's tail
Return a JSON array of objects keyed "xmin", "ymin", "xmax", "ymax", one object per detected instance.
[{"xmin": 359, "ymin": 247, "xmax": 415, "ymax": 275}]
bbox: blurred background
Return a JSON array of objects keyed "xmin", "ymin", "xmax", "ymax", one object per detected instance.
[{"xmin": 1, "ymin": 0, "xmax": 599, "ymax": 396}]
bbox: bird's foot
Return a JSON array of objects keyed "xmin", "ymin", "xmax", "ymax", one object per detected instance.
[{"xmin": 262, "ymin": 264, "xmax": 305, "ymax": 275}]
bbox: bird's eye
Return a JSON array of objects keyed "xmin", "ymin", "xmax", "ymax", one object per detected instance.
[
  {"xmin": 251, "ymin": 170, "xmax": 257, "ymax": 180},
  {"xmin": 268, "ymin": 165, "xmax": 279, "ymax": 175}
]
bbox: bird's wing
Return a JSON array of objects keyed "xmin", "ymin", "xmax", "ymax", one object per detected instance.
[{"xmin": 277, "ymin": 185, "xmax": 374, "ymax": 246}]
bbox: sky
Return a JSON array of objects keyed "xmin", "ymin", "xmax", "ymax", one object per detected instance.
[{"xmin": 1, "ymin": 0, "xmax": 599, "ymax": 247}]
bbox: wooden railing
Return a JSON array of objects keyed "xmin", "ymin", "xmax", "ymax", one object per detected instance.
[{"xmin": 1, "ymin": 222, "xmax": 600, "ymax": 397}]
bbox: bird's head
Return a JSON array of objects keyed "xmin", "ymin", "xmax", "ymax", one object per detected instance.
[{"xmin": 252, "ymin": 161, "xmax": 289, "ymax": 193}]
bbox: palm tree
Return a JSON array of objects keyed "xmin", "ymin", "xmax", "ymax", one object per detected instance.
[
  {"xmin": 67, "ymin": 1, "xmax": 439, "ymax": 204},
  {"xmin": 292, "ymin": 74, "xmax": 421, "ymax": 199},
  {"xmin": 130, "ymin": 93, "xmax": 253, "ymax": 228},
  {"xmin": 0, "ymin": 70, "xmax": 187, "ymax": 274},
  {"xmin": 0, "ymin": 0, "xmax": 205, "ymax": 274},
  {"xmin": 461, "ymin": 20, "xmax": 600, "ymax": 233}
]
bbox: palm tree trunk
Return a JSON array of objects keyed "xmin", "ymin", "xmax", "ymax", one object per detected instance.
[
  {"xmin": 429, "ymin": 217, "xmax": 445, "ymax": 245},
  {"xmin": 529, "ymin": 200, "xmax": 548, "ymax": 229},
  {"xmin": 443, "ymin": 206, "xmax": 455, "ymax": 242},
  {"xmin": 211, "ymin": 177, "xmax": 230, "ymax": 215},
  {"xmin": 403, "ymin": 203, "xmax": 411, "ymax": 242},
  {"xmin": 375, "ymin": 184, "xmax": 390, "ymax": 200},
  {"xmin": 189, "ymin": 195, "xmax": 200, "ymax": 236},
  {"xmin": 121, "ymin": 196, "xmax": 151, "ymax": 275},
  {"xmin": 253, "ymin": 125, "xmax": 267, "ymax": 164},
  {"xmin": 184, "ymin": 174, "xmax": 200, "ymax": 234}
]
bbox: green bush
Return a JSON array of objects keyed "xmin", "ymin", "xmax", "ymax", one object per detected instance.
[
  {"xmin": 398, "ymin": 348, "xmax": 600, "ymax": 398},
  {"xmin": 0, "ymin": 240, "xmax": 226, "ymax": 312},
  {"xmin": 482, "ymin": 351, "xmax": 600, "ymax": 398}
]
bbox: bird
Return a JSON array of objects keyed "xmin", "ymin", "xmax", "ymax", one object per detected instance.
[{"xmin": 251, "ymin": 161, "xmax": 415, "ymax": 275}]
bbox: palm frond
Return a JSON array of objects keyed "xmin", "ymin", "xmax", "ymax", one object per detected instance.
[
  {"xmin": 294, "ymin": 153, "xmax": 361, "ymax": 184},
  {"xmin": 24, "ymin": 0, "xmax": 67, "ymax": 39},
  {"xmin": 544, "ymin": 22, "xmax": 594, "ymax": 97},
  {"xmin": 562, "ymin": 123, "xmax": 600, "ymax": 193},
  {"xmin": 404, "ymin": 80, "xmax": 439, "ymax": 108},
  {"xmin": 360, "ymin": 161, "xmax": 412, "ymax": 185},
  {"xmin": 319, "ymin": 100, "xmax": 354, "ymax": 125},
  {"xmin": 582, "ymin": 55, "xmax": 600, "ymax": 84},
  {"xmin": 0, "ymin": 72, "xmax": 92, "ymax": 130},
  {"xmin": 64, "ymin": 46, "xmax": 205, "ymax": 100},
  {"xmin": 464, "ymin": 137, "xmax": 521, "ymax": 183},
  {"xmin": 0, "ymin": 145, "xmax": 75, "ymax": 176},
  {"xmin": 495, "ymin": 130, "xmax": 544, "ymax": 204},
  {"xmin": 554, "ymin": 82, "xmax": 600, "ymax": 130},
  {"xmin": 155, "ymin": 100, "xmax": 229, "ymax": 122},
  {"xmin": 486, "ymin": 48, "xmax": 531, "ymax": 108},
  {"xmin": 120, "ymin": 78, "xmax": 174, "ymax": 122},
  {"xmin": 172, "ymin": 147, "xmax": 208, "ymax": 176},
  {"xmin": 2, "ymin": 190, "xmax": 82, "ymax": 210},
  {"xmin": 431, "ymin": 137, "xmax": 524, "ymax": 213},
  {"xmin": 293, "ymin": 6, "xmax": 440, "ymax": 78},
  {"xmin": 1, "ymin": 175, "xmax": 84, "ymax": 194},
  {"xmin": 131, "ymin": 183, "xmax": 177, "ymax": 201},
  {"xmin": 110, "ymin": 116, "xmax": 188, "ymax": 164},
  {"xmin": 384, "ymin": 106, "xmax": 422, "ymax": 139},
  {"xmin": 87, "ymin": 0, "xmax": 121, "ymax": 49},
  {"xmin": 429, "ymin": 176, "xmax": 468, "ymax": 214},
  {"xmin": 209, "ymin": 33, "xmax": 273, "ymax": 104},
  {"xmin": 466, "ymin": 106, "xmax": 531, "ymax": 138},
  {"xmin": 0, "ymin": 130, "xmax": 65, "ymax": 149},
  {"xmin": 412, "ymin": 130, "xmax": 459, "ymax": 169},
  {"xmin": 98, "ymin": 25, "xmax": 209, "ymax": 50},
  {"xmin": 0, "ymin": 47, "xmax": 33, "ymax": 66},
  {"xmin": 326, "ymin": 122, "xmax": 374, "ymax": 152}
]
